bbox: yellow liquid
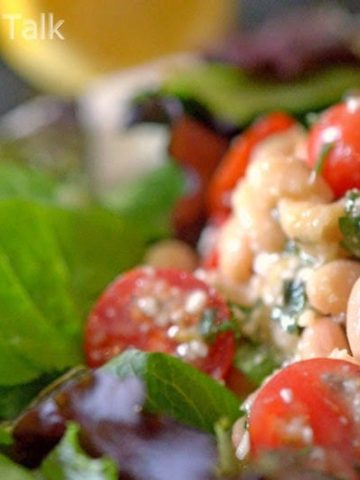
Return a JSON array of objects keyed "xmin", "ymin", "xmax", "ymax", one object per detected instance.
[{"xmin": 0, "ymin": 0, "xmax": 235, "ymax": 95}]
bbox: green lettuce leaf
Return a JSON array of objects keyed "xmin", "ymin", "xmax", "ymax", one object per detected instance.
[
  {"xmin": 40, "ymin": 423, "xmax": 117, "ymax": 480},
  {"xmin": 163, "ymin": 63, "xmax": 360, "ymax": 126},
  {"xmin": 0, "ymin": 454, "xmax": 35, "ymax": 480},
  {"xmin": 104, "ymin": 349, "xmax": 242, "ymax": 433}
]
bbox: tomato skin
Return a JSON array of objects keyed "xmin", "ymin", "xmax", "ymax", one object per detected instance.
[
  {"xmin": 249, "ymin": 358, "xmax": 360, "ymax": 464},
  {"xmin": 307, "ymin": 101, "xmax": 360, "ymax": 198},
  {"xmin": 85, "ymin": 267, "xmax": 235, "ymax": 379},
  {"xmin": 207, "ymin": 112, "xmax": 295, "ymax": 214}
]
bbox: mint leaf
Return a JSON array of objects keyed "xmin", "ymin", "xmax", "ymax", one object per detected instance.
[
  {"xmin": 0, "ymin": 372, "xmax": 61, "ymax": 420},
  {"xmin": 0, "ymin": 162, "xmax": 57, "ymax": 203},
  {"xmin": 104, "ymin": 349, "xmax": 241, "ymax": 433},
  {"xmin": 0, "ymin": 199, "xmax": 152, "ymax": 417},
  {"xmin": 0, "ymin": 427, "xmax": 12, "ymax": 447},
  {"xmin": 40, "ymin": 423, "xmax": 117, "ymax": 480},
  {"xmin": 0, "ymin": 454, "xmax": 35, "ymax": 480}
]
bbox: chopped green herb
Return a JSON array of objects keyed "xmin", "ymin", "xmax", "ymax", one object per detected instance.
[
  {"xmin": 198, "ymin": 308, "xmax": 240, "ymax": 342},
  {"xmin": 235, "ymin": 342, "xmax": 281, "ymax": 386},
  {"xmin": 313, "ymin": 142, "xmax": 334, "ymax": 176},
  {"xmin": 339, "ymin": 189, "xmax": 360, "ymax": 258},
  {"xmin": 271, "ymin": 279, "xmax": 307, "ymax": 333}
]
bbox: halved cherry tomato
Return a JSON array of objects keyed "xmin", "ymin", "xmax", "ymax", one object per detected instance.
[
  {"xmin": 249, "ymin": 358, "xmax": 360, "ymax": 465},
  {"xmin": 85, "ymin": 267, "xmax": 235, "ymax": 379},
  {"xmin": 307, "ymin": 100, "xmax": 360, "ymax": 198},
  {"xmin": 169, "ymin": 116, "xmax": 229, "ymax": 243},
  {"xmin": 207, "ymin": 112, "xmax": 296, "ymax": 214}
]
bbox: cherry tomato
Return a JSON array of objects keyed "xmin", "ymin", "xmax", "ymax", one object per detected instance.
[
  {"xmin": 169, "ymin": 116, "xmax": 229, "ymax": 243},
  {"xmin": 307, "ymin": 100, "xmax": 360, "ymax": 197},
  {"xmin": 249, "ymin": 358, "xmax": 360, "ymax": 465},
  {"xmin": 207, "ymin": 112, "xmax": 295, "ymax": 214},
  {"xmin": 85, "ymin": 267, "xmax": 235, "ymax": 379}
]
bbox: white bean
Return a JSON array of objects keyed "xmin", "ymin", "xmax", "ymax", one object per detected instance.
[
  {"xmin": 278, "ymin": 199, "xmax": 344, "ymax": 244},
  {"xmin": 246, "ymin": 148, "xmax": 333, "ymax": 203},
  {"xmin": 297, "ymin": 317, "xmax": 349, "ymax": 359},
  {"xmin": 218, "ymin": 216, "xmax": 253, "ymax": 283},
  {"xmin": 346, "ymin": 277, "xmax": 360, "ymax": 359},
  {"xmin": 306, "ymin": 260, "xmax": 360, "ymax": 315},
  {"xmin": 144, "ymin": 239, "xmax": 198, "ymax": 271}
]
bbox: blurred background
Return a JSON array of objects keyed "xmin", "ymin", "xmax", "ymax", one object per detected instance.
[
  {"xmin": 1, "ymin": 0, "xmax": 360, "ymax": 114},
  {"xmin": 0, "ymin": 0, "xmax": 360, "ymax": 245}
]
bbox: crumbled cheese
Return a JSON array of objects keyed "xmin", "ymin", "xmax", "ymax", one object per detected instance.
[
  {"xmin": 280, "ymin": 388, "xmax": 294, "ymax": 404},
  {"xmin": 184, "ymin": 290, "xmax": 208, "ymax": 315},
  {"xmin": 136, "ymin": 296, "xmax": 159, "ymax": 317}
]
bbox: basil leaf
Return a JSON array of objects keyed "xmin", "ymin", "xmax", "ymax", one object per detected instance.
[
  {"xmin": 104, "ymin": 349, "xmax": 242, "ymax": 433},
  {"xmin": 40, "ymin": 423, "xmax": 117, "ymax": 480}
]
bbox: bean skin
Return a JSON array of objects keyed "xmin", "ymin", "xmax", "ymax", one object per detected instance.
[
  {"xmin": 297, "ymin": 317, "xmax": 349, "ymax": 360},
  {"xmin": 306, "ymin": 260, "xmax": 360, "ymax": 315},
  {"xmin": 347, "ymin": 277, "xmax": 360, "ymax": 359}
]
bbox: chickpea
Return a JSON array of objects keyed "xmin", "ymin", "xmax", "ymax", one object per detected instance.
[
  {"xmin": 232, "ymin": 184, "xmax": 285, "ymax": 253},
  {"xmin": 346, "ymin": 277, "xmax": 360, "ymax": 359},
  {"xmin": 246, "ymin": 148, "xmax": 333, "ymax": 204},
  {"xmin": 251, "ymin": 125, "xmax": 307, "ymax": 164},
  {"xmin": 278, "ymin": 199, "xmax": 344, "ymax": 244},
  {"xmin": 218, "ymin": 216, "xmax": 253, "ymax": 283},
  {"xmin": 297, "ymin": 317, "xmax": 349, "ymax": 359},
  {"xmin": 144, "ymin": 239, "xmax": 198, "ymax": 271},
  {"xmin": 306, "ymin": 260, "xmax": 360, "ymax": 315}
]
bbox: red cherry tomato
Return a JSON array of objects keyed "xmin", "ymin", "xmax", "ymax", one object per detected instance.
[
  {"xmin": 207, "ymin": 112, "xmax": 295, "ymax": 214},
  {"xmin": 307, "ymin": 100, "xmax": 360, "ymax": 197},
  {"xmin": 85, "ymin": 267, "xmax": 235, "ymax": 379},
  {"xmin": 249, "ymin": 358, "xmax": 360, "ymax": 465}
]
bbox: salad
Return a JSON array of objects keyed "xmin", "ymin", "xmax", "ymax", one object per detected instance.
[
  {"xmin": 2, "ymin": 93, "xmax": 360, "ymax": 479},
  {"xmin": 2, "ymin": 9, "xmax": 360, "ymax": 480}
]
